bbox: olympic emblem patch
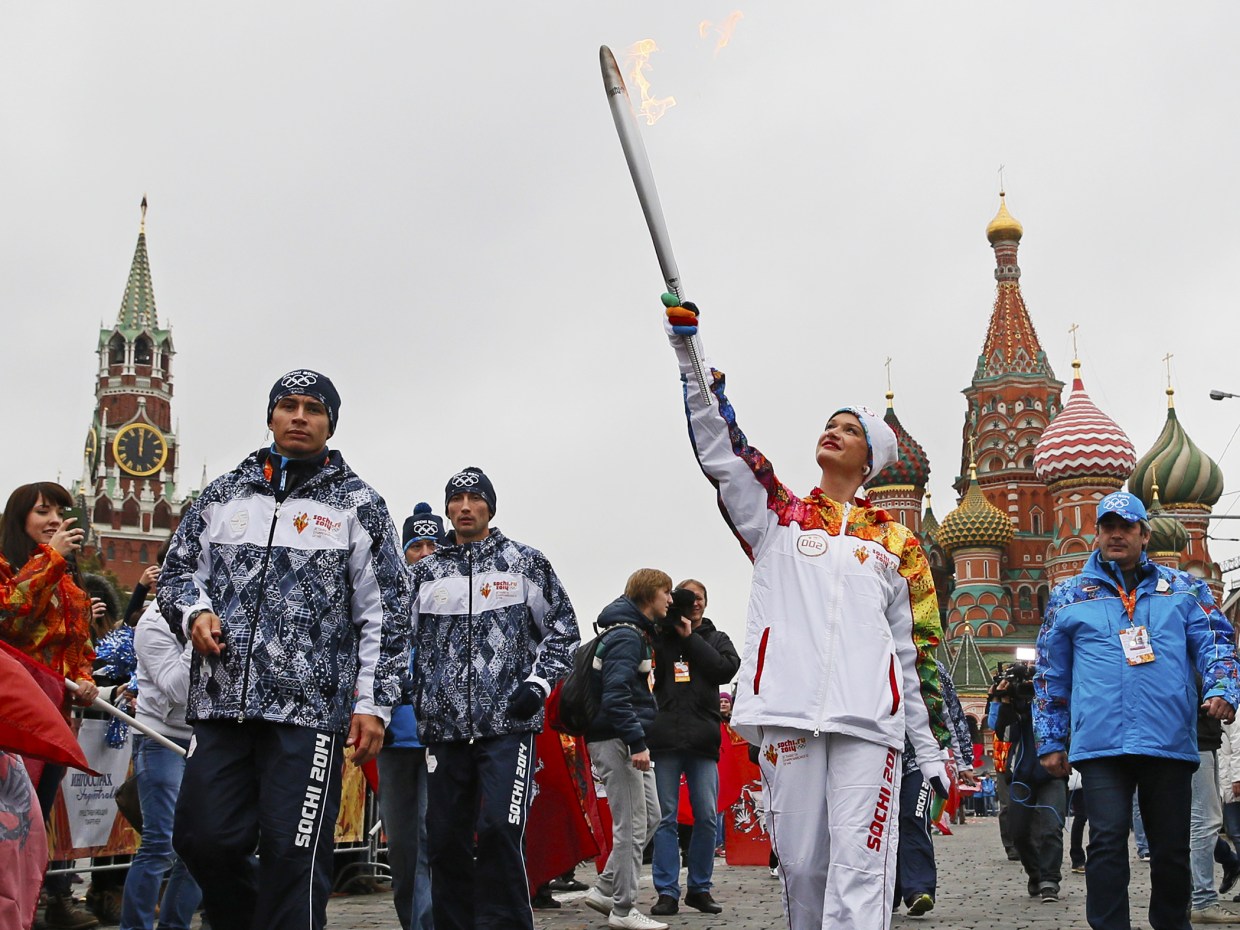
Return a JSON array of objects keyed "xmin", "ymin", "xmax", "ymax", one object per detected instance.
[
  {"xmin": 281, "ymin": 370, "xmax": 319, "ymax": 389},
  {"xmin": 449, "ymin": 472, "xmax": 480, "ymax": 488}
]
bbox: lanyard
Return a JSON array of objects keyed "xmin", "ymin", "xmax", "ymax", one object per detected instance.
[{"xmin": 1117, "ymin": 583, "xmax": 1138, "ymax": 621}]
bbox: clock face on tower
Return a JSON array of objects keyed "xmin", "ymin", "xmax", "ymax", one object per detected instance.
[{"xmin": 112, "ymin": 423, "xmax": 169, "ymax": 477}]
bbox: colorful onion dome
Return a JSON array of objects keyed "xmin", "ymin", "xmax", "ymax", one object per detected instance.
[
  {"xmin": 1129, "ymin": 387, "xmax": 1225, "ymax": 507},
  {"xmin": 986, "ymin": 193, "xmax": 1024, "ymax": 244},
  {"xmin": 1147, "ymin": 478, "xmax": 1189, "ymax": 555},
  {"xmin": 938, "ymin": 465, "xmax": 1016, "ymax": 553},
  {"xmin": 869, "ymin": 392, "xmax": 931, "ymax": 489},
  {"xmin": 1033, "ymin": 361, "xmax": 1135, "ymax": 485}
]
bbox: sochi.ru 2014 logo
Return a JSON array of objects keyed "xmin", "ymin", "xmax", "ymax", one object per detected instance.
[{"xmin": 293, "ymin": 512, "xmax": 309, "ymax": 533}]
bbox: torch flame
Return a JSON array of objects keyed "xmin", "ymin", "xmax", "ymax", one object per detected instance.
[
  {"xmin": 624, "ymin": 39, "xmax": 676, "ymax": 126},
  {"xmin": 699, "ymin": 11, "xmax": 744, "ymax": 54}
]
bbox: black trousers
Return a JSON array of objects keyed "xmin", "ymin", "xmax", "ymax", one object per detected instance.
[
  {"xmin": 174, "ymin": 720, "xmax": 344, "ymax": 930},
  {"xmin": 1077, "ymin": 755, "xmax": 1195, "ymax": 930},
  {"xmin": 426, "ymin": 733, "xmax": 537, "ymax": 930}
]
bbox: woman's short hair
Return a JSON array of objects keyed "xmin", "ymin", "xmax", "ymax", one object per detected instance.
[
  {"xmin": 0, "ymin": 482, "xmax": 74, "ymax": 569},
  {"xmin": 625, "ymin": 568, "xmax": 673, "ymax": 607}
]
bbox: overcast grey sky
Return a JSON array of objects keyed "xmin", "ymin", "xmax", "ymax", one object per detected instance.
[{"xmin": 5, "ymin": 3, "xmax": 1240, "ymax": 647}]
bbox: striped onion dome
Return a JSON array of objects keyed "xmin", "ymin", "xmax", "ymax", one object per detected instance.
[
  {"xmin": 1129, "ymin": 387, "xmax": 1225, "ymax": 507},
  {"xmin": 869, "ymin": 393, "xmax": 930, "ymax": 489},
  {"xmin": 1033, "ymin": 361, "xmax": 1135, "ymax": 485},
  {"xmin": 938, "ymin": 466, "xmax": 1015, "ymax": 553},
  {"xmin": 1147, "ymin": 480, "xmax": 1189, "ymax": 555}
]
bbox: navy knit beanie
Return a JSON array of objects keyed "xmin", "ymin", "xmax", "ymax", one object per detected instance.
[
  {"xmin": 402, "ymin": 502, "xmax": 447, "ymax": 550},
  {"xmin": 445, "ymin": 466, "xmax": 497, "ymax": 517},
  {"xmin": 267, "ymin": 369, "xmax": 341, "ymax": 436}
]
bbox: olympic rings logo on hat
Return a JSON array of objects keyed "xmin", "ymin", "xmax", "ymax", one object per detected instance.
[
  {"xmin": 281, "ymin": 371, "xmax": 319, "ymax": 389},
  {"xmin": 1101, "ymin": 493, "xmax": 1132, "ymax": 510},
  {"xmin": 450, "ymin": 472, "xmax": 480, "ymax": 488},
  {"xmin": 411, "ymin": 520, "xmax": 438, "ymax": 536}
]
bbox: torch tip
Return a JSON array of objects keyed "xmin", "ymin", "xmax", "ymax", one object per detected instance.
[{"xmin": 600, "ymin": 45, "xmax": 624, "ymax": 93}]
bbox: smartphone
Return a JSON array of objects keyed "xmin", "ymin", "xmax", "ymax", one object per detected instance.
[{"xmin": 63, "ymin": 506, "xmax": 81, "ymax": 524}]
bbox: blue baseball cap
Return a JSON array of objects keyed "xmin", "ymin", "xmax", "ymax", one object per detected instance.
[{"xmin": 1097, "ymin": 492, "xmax": 1147, "ymax": 524}]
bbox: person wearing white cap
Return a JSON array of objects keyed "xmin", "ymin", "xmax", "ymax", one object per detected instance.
[{"xmin": 659, "ymin": 296, "xmax": 951, "ymax": 930}]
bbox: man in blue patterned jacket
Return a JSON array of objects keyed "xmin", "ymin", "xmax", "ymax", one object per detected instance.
[
  {"xmin": 411, "ymin": 466, "xmax": 579, "ymax": 930},
  {"xmin": 159, "ymin": 369, "xmax": 410, "ymax": 930},
  {"xmin": 1034, "ymin": 491, "xmax": 1240, "ymax": 930}
]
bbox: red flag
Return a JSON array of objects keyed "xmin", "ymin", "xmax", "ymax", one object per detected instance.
[
  {"xmin": 0, "ymin": 641, "xmax": 94, "ymax": 776},
  {"xmin": 0, "ymin": 750, "xmax": 48, "ymax": 930},
  {"xmin": 525, "ymin": 726, "xmax": 604, "ymax": 892}
]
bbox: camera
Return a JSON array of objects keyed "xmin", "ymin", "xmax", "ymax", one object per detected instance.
[
  {"xmin": 992, "ymin": 660, "xmax": 1035, "ymax": 701},
  {"xmin": 659, "ymin": 587, "xmax": 698, "ymax": 633}
]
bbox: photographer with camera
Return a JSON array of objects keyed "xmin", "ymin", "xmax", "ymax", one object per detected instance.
[
  {"xmin": 646, "ymin": 579, "xmax": 740, "ymax": 917},
  {"xmin": 989, "ymin": 659, "xmax": 1067, "ymax": 903}
]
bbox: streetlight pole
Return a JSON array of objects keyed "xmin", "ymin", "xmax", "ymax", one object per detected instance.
[{"xmin": 1211, "ymin": 389, "xmax": 1240, "ymax": 400}]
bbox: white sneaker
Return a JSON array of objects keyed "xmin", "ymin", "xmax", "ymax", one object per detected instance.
[
  {"xmin": 1191, "ymin": 904, "xmax": 1240, "ymax": 924},
  {"xmin": 583, "ymin": 887, "xmax": 612, "ymax": 915},
  {"xmin": 608, "ymin": 908, "xmax": 670, "ymax": 930}
]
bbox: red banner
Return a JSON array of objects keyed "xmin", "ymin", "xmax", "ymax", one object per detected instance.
[{"xmin": 526, "ymin": 728, "xmax": 605, "ymax": 891}]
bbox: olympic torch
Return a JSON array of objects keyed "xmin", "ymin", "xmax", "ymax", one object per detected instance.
[{"xmin": 600, "ymin": 45, "xmax": 712, "ymax": 405}]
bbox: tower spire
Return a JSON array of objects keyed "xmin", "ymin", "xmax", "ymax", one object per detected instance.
[{"xmin": 117, "ymin": 196, "xmax": 158, "ymax": 331}]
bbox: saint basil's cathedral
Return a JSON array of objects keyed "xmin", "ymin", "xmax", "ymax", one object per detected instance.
[{"xmin": 865, "ymin": 194, "xmax": 1228, "ymax": 724}]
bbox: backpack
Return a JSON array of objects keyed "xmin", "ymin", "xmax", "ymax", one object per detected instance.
[{"xmin": 550, "ymin": 623, "xmax": 640, "ymax": 736}]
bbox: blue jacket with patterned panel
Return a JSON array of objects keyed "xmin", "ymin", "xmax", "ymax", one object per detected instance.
[
  {"xmin": 410, "ymin": 527, "xmax": 579, "ymax": 744},
  {"xmin": 1033, "ymin": 550, "xmax": 1240, "ymax": 764},
  {"xmin": 158, "ymin": 448, "xmax": 411, "ymax": 734}
]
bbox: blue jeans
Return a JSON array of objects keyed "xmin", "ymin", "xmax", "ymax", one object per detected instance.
[
  {"xmin": 1191, "ymin": 750, "xmax": 1223, "ymax": 911},
  {"xmin": 377, "ymin": 747, "xmax": 433, "ymax": 930},
  {"xmin": 1077, "ymin": 755, "xmax": 1194, "ymax": 930},
  {"xmin": 120, "ymin": 735, "xmax": 201, "ymax": 930},
  {"xmin": 651, "ymin": 750, "xmax": 718, "ymax": 898},
  {"xmin": 1133, "ymin": 794, "xmax": 1150, "ymax": 857}
]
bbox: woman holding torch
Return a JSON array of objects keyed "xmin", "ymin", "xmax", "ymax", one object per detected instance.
[{"xmin": 659, "ymin": 298, "xmax": 950, "ymax": 930}]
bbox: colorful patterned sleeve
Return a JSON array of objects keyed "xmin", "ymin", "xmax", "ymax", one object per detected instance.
[
  {"xmin": 890, "ymin": 532, "xmax": 949, "ymax": 763},
  {"xmin": 1185, "ymin": 575, "xmax": 1240, "ymax": 709},
  {"xmin": 1033, "ymin": 582, "xmax": 1074, "ymax": 756},
  {"xmin": 0, "ymin": 547, "xmax": 69, "ymax": 648},
  {"xmin": 62, "ymin": 580, "xmax": 96, "ymax": 684},
  {"xmin": 526, "ymin": 548, "xmax": 580, "ymax": 689}
]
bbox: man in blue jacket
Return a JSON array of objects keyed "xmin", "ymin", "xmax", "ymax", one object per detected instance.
[
  {"xmin": 1034, "ymin": 492, "xmax": 1240, "ymax": 930},
  {"xmin": 378, "ymin": 502, "xmax": 447, "ymax": 930}
]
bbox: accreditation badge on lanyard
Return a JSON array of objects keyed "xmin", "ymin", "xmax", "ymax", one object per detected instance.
[
  {"xmin": 674, "ymin": 660, "xmax": 691, "ymax": 683},
  {"xmin": 1116, "ymin": 583, "xmax": 1154, "ymax": 665}
]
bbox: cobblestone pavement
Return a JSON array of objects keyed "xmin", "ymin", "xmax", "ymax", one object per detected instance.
[{"xmin": 243, "ymin": 814, "xmax": 1240, "ymax": 929}]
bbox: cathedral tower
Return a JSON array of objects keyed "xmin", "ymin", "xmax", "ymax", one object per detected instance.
[{"xmin": 954, "ymin": 194, "xmax": 1063, "ymax": 635}]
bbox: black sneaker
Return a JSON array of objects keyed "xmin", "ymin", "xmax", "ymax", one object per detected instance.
[
  {"xmin": 1222, "ymin": 863, "xmax": 1240, "ymax": 896},
  {"xmin": 550, "ymin": 876, "xmax": 589, "ymax": 893},
  {"xmin": 531, "ymin": 888, "xmax": 561, "ymax": 909},
  {"xmin": 684, "ymin": 892, "xmax": 723, "ymax": 914},
  {"xmin": 1040, "ymin": 886, "xmax": 1059, "ymax": 903},
  {"xmin": 650, "ymin": 895, "xmax": 679, "ymax": 916}
]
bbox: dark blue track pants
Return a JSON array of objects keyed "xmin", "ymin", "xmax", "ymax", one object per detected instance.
[
  {"xmin": 426, "ymin": 733, "xmax": 537, "ymax": 930},
  {"xmin": 174, "ymin": 720, "xmax": 344, "ymax": 930}
]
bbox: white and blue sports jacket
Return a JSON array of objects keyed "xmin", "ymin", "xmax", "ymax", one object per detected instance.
[
  {"xmin": 411, "ymin": 527, "xmax": 579, "ymax": 744},
  {"xmin": 159, "ymin": 449, "xmax": 411, "ymax": 734}
]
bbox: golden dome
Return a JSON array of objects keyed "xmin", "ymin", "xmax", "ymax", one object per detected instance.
[{"xmin": 986, "ymin": 193, "xmax": 1024, "ymax": 244}]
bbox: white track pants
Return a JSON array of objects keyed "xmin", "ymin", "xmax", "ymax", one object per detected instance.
[{"xmin": 757, "ymin": 728, "xmax": 902, "ymax": 930}]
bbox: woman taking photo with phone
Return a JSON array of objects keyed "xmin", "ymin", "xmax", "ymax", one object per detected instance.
[{"xmin": 0, "ymin": 481, "xmax": 103, "ymax": 929}]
